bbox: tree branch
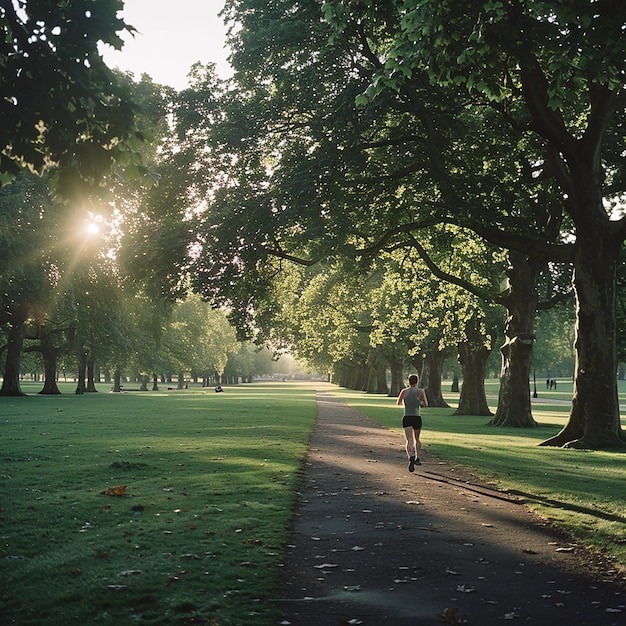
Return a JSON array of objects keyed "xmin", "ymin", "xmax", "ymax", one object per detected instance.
[{"xmin": 403, "ymin": 233, "xmax": 498, "ymax": 303}]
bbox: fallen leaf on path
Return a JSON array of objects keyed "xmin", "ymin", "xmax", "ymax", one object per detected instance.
[
  {"xmin": 437, "ymin": 607, "xmax": 460, "ymax": 623},
  {"xmin": 314, "ymin": 563, "xmax": 339, "ymax": 569},
  {"xmin": 456, "ymin": 584, "xmax": 475, "ymax": 593}
]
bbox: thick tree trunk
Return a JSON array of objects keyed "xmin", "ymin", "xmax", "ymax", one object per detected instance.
[
  {"xmin": 177, "ymin": 371, "xmax": 185, "ymax": 389},
  {"xmin": 0, "ymin": 319, "xmax": 26, "ymax": 397},
  {"xmin": 424, "ymin": 349, "xmax": 450, "ymax": 408},
  {"xmin": 489, "ymin": 252, "xmax": 539, "ymax": 427},
  {"xmin": 454, "ymin": 340, "xmax": 491, "ymax": 416},
  {"xmin": 152, "ymin": 373, "xmax": 159, "ymax": 391},
  {"xmin": 39, "ymin": 335, "xmax": 61, "ymax": 395},
  {"xmin": 542, "ymin": 225, "xmax": 626, "ymax": 448}
]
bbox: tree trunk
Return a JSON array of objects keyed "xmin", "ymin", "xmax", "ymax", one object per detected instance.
[
  {"xmin": 451, "ymin": 374, "xmax": 459, "ymax": 392},
  {"xmin": 0, "ymin": 319, "xmax": 26, "ymax": 397},
  {"xmin": 489, "ymin": 251, "xmax": 539, "ymax": 427},
  {"xmin": 112, "ymin": 369, "xmax": 122, "ymax": 392},
  {"xmin": 388, "ymin": 357, "xmax": 404, "ymax": 397},
  {"xmin": 542, "ymin": 225, "xmax": 626, "ymax": 448},
  {"xmin": 39, "ymin": 333, "xmax": 61, "ymax": 395},
  {"xmin": 375, "ymin": 361, "xmax": 388, "ymax": 394},
  {"xmin": 454, "ymin": 340, "xmax": 491, "ymax": 416},
  {"xmin": 75, "ymin": 351, "xmax": 87, "ymax": 394},
  {"xmin": 425, "ymin": 349, "xmax": 450, "ymax": 408},
  {"xmin": 177, "ymin": 371, "xmax": 185, "ymax": 389},
  {"xmin": 86, "ymin": 358, "xmax": 97, "ymax": 392},
  {"xmin": 152, "ymin": 373, "xmax": 159, "ymax": 391},
  {"xmin": 364, "ymin": 363, "xmax": 377, "ymax": 393},
  {"xmin": 139, "ymin": 375, "xmax": 149, "ymax": 391}
]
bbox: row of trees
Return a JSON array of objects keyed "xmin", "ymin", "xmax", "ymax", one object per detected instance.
[
  {"xmin": 0, "ymin": 166, "xmax": 276, "ymax": 394},
  {"xmin": 1, "ymin": 1, "xmax": 625, "ymax": 450},
  {"xmin": 169, "ymin": 0, "xmax": 625, "ymax": 448}
]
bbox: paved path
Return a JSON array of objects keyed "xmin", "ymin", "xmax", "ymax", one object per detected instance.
[{"xmin": 276, "ymin": 392, "xmax": 625, "ymax": 625}]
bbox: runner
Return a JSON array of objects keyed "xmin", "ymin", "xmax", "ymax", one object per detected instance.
[{"xmin": 397, "ymin": 373, "xmax": 428, "ymax": 471}]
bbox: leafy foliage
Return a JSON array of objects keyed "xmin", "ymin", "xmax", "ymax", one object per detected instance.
[{"xmin": 0, "ymin": 0, "xmax": 143, "ymax": 196}]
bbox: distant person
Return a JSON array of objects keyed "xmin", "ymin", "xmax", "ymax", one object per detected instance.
[
  {"xmin": 397, "ymin": 374, "xmax": 428, "ymax": 472},
  {"xmin": 215, "ymin": 384, "xmax": 223, "ymax": 393}
]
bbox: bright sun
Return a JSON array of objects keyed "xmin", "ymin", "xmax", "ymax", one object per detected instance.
[{"xmin": 86, "ymin": 221, "xmax": 101, "ymax": 236}]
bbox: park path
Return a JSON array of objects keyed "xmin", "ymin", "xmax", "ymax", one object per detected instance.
[{"xmin": 275, "ymin": 391, "xmax": 625, "ymax": 625}]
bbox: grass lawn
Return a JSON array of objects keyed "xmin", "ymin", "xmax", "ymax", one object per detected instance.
[
  {"xmin": 333, "ymin": 377, "xmax": 626, "ymax": 574},
  {"xmin": 1, "ymin": 378, "xmax": 625, "ymax": 626},
  {"xmin": 0, "ymin": 382, "xmax": 318, "ymax": 626}
]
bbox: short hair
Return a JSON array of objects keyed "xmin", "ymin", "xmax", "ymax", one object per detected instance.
[{"xmin": 408, "ymin": 374, "xmax": 419, "ymax": 386}]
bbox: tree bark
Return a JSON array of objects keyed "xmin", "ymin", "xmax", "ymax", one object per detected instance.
[
  {"xmin": 489, "ymin": 252, "xmax": 539, "ymax": 427},
  {"xmin": 38, "ymin": 333, "xmax": 61, "ymax": 395},
  {"xmin": 454, "ymin": 339, "xmax": 491, "ymax": 416},
  {"xmin": 541, "ymin": 224, "xmax": 626, "ymax": 448},
  {"xmin": 0, "ymin": 319, "xmax": 26, "ymax": 397},
  {"xmin": 424, "ymin": 349, "xmax": 450, "ymax": 408}
]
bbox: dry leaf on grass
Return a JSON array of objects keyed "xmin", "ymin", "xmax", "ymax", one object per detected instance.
[{"xmin": 100, "ymin": 485, "xmax": 127, "ymax": 496}]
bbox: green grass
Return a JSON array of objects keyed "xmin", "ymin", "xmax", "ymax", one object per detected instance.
[
  {"xmin": 2, "ymin": 379, "xmax": 625, "ymax": 626},
  {"xmin": 0, "ymin": 382, "xmax": 318, "ymax": 626},
  {"xmin": 332, "ymin": 378, "xmax": 626, "ymax": 573}
]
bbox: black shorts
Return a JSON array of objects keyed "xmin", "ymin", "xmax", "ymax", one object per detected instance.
[{"xmin": 402, "ymin": 415, "xmax": 422, "ymax": 429}]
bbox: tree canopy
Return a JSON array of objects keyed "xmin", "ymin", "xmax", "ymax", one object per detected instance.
[{"xmin": 0, "ymin": 0, "xmax": 143, "ymax": 196}]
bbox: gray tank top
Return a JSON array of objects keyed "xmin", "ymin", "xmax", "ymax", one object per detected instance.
[{"xmin": 403, "ymin": 387, "xmax": 420, "ymax": 416}]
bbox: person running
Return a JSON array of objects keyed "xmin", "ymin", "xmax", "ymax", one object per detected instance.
[{"xmin": 397, "ymin": 374, "xmax": 428, "ymax": 472}]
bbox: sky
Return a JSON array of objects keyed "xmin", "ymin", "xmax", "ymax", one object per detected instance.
[{"xmin": 101, "ymin": 0, "xmax": 232, "ymax": 90}]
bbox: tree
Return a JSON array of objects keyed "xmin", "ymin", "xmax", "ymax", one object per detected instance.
[
  {"xmin": 360, "ymin": 0, "xmax": 626, "ymax": 448},
  {"xmin": 162, "ymin": 295, "xmax": 238, "ymax": 386},
  {"xmin": 186, "ymin": 3, "xmax": 562, "ymax": 425},
  {"xmin": 0, "ymin": 171, "xmax": 57, "ymax": 395},
  {"xmin": 0, "ymin": 0, "xmax": 143, "ymax": 195}
]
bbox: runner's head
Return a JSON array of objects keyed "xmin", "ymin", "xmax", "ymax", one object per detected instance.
[{"xmin": 408, "ymin": 374, "xmax": 418, "ymax": 386}]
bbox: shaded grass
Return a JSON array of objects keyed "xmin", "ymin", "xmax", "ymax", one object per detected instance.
[
  {"xmin": 332, "ymin": 381, "xmax": 626, "ymax": 573},
  {"xmin": 0, "ymin": 382, "xmax": 318, "ymax": 626}
]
